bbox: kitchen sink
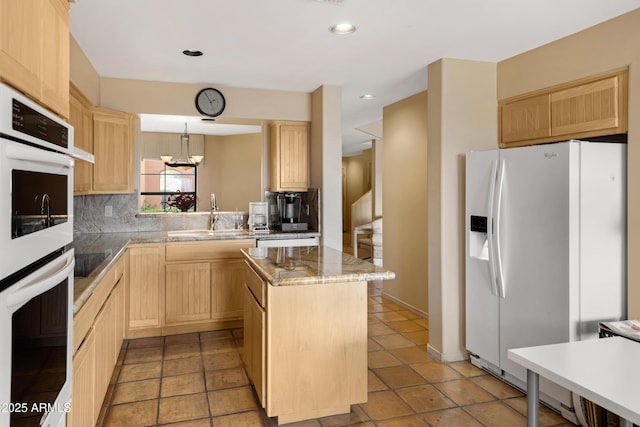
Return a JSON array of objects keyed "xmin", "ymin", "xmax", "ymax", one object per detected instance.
[{"xmin": 166, "ymin": 229, "xmax": 248, "ymax": 237}]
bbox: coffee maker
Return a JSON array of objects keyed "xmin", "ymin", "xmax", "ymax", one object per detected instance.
[{"xmin": 277, "ymin": 193, "xmax": 308, "ymax": 231}]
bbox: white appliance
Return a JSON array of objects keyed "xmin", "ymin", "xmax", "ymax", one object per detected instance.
[
  {"xmin": 0, "ymin": 82, "xmax": 75, "ymax": 426},
  {"xmin": 465, "ymin": 141, "xmax": 626, "ymax": 424}
]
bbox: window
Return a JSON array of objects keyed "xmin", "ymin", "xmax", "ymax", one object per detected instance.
[{"xmin": 140, "ymin": 159, "xmax": 198, "ymax": 212}]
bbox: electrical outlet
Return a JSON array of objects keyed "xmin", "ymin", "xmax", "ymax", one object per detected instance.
[{"xmin": 105, "ymin": 205, "xmax": 113, "ymax": 217}]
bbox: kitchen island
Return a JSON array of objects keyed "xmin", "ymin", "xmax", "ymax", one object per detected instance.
[{"xmin": 241, "ymin": 246, "xmax": 395, "ymax": 424}]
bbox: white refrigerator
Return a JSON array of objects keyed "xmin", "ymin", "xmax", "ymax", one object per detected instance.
[{"xmin": 465, "ymin": 141, "xmax": 626, "ymax": 423}]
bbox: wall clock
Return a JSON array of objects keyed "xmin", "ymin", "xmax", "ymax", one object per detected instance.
[{"xmin": 195, "ymin": 88, "xmax": 226, "ymax": 117}]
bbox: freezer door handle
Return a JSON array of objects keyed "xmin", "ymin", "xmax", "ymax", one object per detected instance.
[
  {"xmin": 487, "ymin": 160, "xmax": 499, "ymax": 297},
  {"xmin": 493, "ymin": 160, "xmax": 506, "ymax": 298}
]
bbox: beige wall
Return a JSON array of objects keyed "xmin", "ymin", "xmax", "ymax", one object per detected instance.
[
  {"xmin": 382, "ymin": 90, "xmax": 429, "ymax": 315},
  {"xmin": 69, "ymin": 36, "xmax": 100, "ymax": 105},
  {"xmin": 427, "ymin": 59, "xmax": 497, "ymax": 362},
  {"xmin": 198, "ymin": 133, "xmax": 263, "ymax": 212},
  {"xmin": 497, "ymin": 8, "xmax": 640, "ymax": 319},
  {"xmin": 342, "ymin": 149, "xmax": 372, "ymax": 231}
]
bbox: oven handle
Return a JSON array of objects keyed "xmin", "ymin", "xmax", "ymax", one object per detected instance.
[
  {"xmin": 5, "ymin": 250, "xmax": 75, "ymax": 310},
  {"xmin": 5, "ymin": 143, "xmax": 74, "ymax": 168}
]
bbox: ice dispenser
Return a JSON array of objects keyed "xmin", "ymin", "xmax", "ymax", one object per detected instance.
[{"xmin": 469, "ymin": 215, "xmax": 489, "ymax": 260}]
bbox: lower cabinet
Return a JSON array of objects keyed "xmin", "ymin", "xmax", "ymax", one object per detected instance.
[
  {"xmin": 69, "ymin": 257, "xmax": 126, "ymax": 427},
  {"xmin": 165, "ymin": 262, "xmax": 211, "ymax": 324},
  {"xmin": 127, "ymin": 244, "xmax": 161, "ymax": 334}
]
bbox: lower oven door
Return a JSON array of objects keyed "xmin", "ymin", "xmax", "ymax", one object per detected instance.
[
  {"xmin": 0, "ymin": 138, "xmax": 74, "ymax": 282},
  {"xmin": 0, "ymin": 249, "xmax": 74, "ymax": 427}
]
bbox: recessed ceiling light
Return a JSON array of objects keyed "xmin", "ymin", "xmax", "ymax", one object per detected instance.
[
  {"xmin": 360, "ymin": 94, "xmax": 376, "ymax": 100},
  {"xmin": 329, "ymin": 22, "xmax": 356, "ymax": 35},
  {"xmin": 182, "ymin": 49, "xmax": 203, "ymax": 57}
]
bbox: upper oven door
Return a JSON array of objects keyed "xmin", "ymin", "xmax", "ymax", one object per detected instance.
[{"xmin": 0, "ymin": 138, "xmax": 74, "ymax": 281}]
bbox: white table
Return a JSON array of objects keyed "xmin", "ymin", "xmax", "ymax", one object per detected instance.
[{"xmin": 508, "ymin": 337, "xmax": 640, "ymax": 427}]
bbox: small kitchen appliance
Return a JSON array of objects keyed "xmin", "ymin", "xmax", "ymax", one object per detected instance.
[
  {"xmin": 277, "ymin": 193, "xmax": 308, "ymax": 231},
  {"xmin": 248, "ymin": 201, "xmax": 269, "ymax": 233}
]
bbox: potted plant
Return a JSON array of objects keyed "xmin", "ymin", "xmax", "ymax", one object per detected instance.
[{"xmin": 162, "ymin": 191, "xmax": 199, "ymax": 212}]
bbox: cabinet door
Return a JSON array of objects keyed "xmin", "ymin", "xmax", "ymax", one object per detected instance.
[
  {"xmin": 211, "ymin": 259, "xmax": 245, "ymax": 321},
  {"xmin": 69, "ymin": 328, "xmax": 95, "ymax": 427},
  {"xmin": 551, "ymin": 73, "xmax": 625, "ymax": 137},
  {"xmin": 243, "ymin": 284, "xmax": 265, "ymax": 407},
  {"xmin": 128, "ymin": 245, "xmax": 161, "ymax": 330},
  {"xmin": 69, "ymin": 86, "xmax": 93, "ymax": 194},
  {"xmin": 165, "ymin": 262, "xmax": 211, "ymax": 324},
  {"xmin": 270, "ymin": 121, "xmax": 309, "ymax": 191},
  {"xmin": 0, "ymin": 0, "xmax": 43, "ymax": 102},
  {"xmin": 113, "ymin": 276, "xmax": 126, "ymax": 357},
  {"xmin": 41, "ymin": 0, "xmax": 69, "ymax": 118},
  {"xmin": 499, "ymin": 94, "xmax": 551, "ymax": 146},
  {"xmin": 93, "ymin": 108, "xmax": 133, "ymax": 194},
  {"xmin": 93, "ymin": 294, "xmax": 117, "ymax": 416}
]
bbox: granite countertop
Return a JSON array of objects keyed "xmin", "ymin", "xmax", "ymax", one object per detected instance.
[
  {"xmin": 242, "ymin": 246, "xmax": 395, "ymax": 286},
  {"xmin": 71, "ymin": 230, "xmax": 321, "ymax": 314}
]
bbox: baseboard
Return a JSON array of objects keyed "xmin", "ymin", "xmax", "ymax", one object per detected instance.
[{"xmin": 381, "ymin": 291, "xmax": 429, "ymax": 319}]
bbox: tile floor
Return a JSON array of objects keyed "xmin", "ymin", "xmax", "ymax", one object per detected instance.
[{"xmin": 97, "ymin": 281, "xmax": 579, "ymax": 427}]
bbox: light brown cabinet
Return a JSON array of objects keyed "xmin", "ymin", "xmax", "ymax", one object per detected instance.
[
  {"xmin": 499, "ymin": 69, "xmax": 628, "ymax": 147},
  {"xmin": 127, "ymin": 245, "xmax": 162, "ymax": 335},
  {"xmin": 92, "ymin": 107, "xmax": 134, "ymax": 194},
  {"xmin": 0, "ymin": 0, "xmax": 69, "ymax": 118},
  {"xmin": 69, "ymin": 255, "xmax": 126, "ymax": 427},
  {"xmin": 165, "ymin": 262, "xmax": 211, "ymax": 324},
  {"xmin": 243, "ymin": 265, "xmax": 266, "ymax": 407},
  {"xmin": 269, "ymin": 121, "xmax": 309, "ymax": 191},
  {"xmin": 69, "ymin": 84, "xmax": 94, "ymax": 194}
]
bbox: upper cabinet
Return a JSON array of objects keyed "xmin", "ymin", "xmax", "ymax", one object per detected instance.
[
  {"xmin": 269, "ymin": 121, "xmax": 309, "ymax": 192},
  {"xmin": 499, "ymin": 69, "xmax": 628, "ymax": 148},
  {"xmin": 0, "ymin": 0, "xmax": 69, "ymax": 118},
  {"xmin": 69, "ymin": 84, "xmax": 94, "ymax": 194},
  {"xmin": 92, "ymin": 108, "xmax": 134, "ymax": 194}
]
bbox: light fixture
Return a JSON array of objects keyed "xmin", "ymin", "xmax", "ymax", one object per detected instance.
[
  {"xmin": 161, "ymin": 122, "xmax": 203, "ymax": 169},
  {"xmin": 329, "ymin": 22, "xmax": 356, "ymax": 35},
  {"xmin": 182, "ymin": 49, "xmax": 203, "ymax": 57},
  {"xmin": 360, "ymin": 94, "xmax": 376, "ymax": 100}
]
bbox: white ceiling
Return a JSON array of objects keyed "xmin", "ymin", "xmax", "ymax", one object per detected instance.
[{"xmin": 69, "ymin": 0, "xmax": 639, "ymax": 155}]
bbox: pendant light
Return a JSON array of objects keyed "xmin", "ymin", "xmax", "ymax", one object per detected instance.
[{"xmin": 161, "ymin": 122, "xmax": 203, "ymax": 168}]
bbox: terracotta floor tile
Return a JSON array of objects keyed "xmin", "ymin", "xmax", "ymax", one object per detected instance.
[
  {"xmin": 203, "ymin": 351, "xmax": 243, "ymax": 371},
  {"xmin": 318, "ymin": 405, "xmax": 371, "ymax": 426},
  {"xmin": 161, "ymin": 372, "xmax": 205, "ymax": 397},
  {"xmin": 471, "ymin": 374, "xmax": 524, "ymax": 399},
  {"xmin": 376, "ymin": 415, "xmax": 430, "ymax": 427},
  {"xmin": 413, "ymin": 319, "xmax": 429, "ymax": 329},
  {"xmin": 381, "ymin": 302, "xmax": 403, "ymax": 312},
  {"xmin": 124, "ymin": 346, "xmax": 164, "ymax": 364},
  {"xmin": 502, "ymin": 396, "xmax": 568, "ymax": 427},
  {"xmin": 368, "ymin": 370, "xmax": 389, "ymax": 392},
  {"xmin": 411, "ymin": 362, "xmax": 465, "ymax": 383},
  {"xmin": 164, "ymin": 342, "xmax": 202, "ymax": 360},
  {"xmin": 373, "ymin": 311, "xmax": 410, "ymax": 322},
  {"xmin": 373, "ymin": 365, "xmax": 427, "ymax": 389},
  {"xmin": 158, "ymin": 418, "xmax": 212, "ymax": 427},
  {"xmin": 368, "ymin": 350, "xmax": 403, "ymax": 369},
  {"xmin": 205, "ymin": 367, "xmax": 249, "ymax": 391},
  {"xmin": 103, "ymin": 399, "xmax": 158, "ymax": 426},
  {"xmin": 158, "ymin": 393, "xmax": 210, "ymax": 425},
  {"xmin": 165, "ymin": 333, "xmax": 200, "ymax": 346},
  {"xmin": 464, "ymin": 400, "xmax": 527, "ymax": 427},
  {"xmin": 395, "ymin": 384, "xmax": 457, "ymax": 413},
  {"xmin": 396, "ymin": 310, "xmax": 423, "ymax": 321},
  {"xmin": 119, "ymin": 361, "xmax": 162, "ymax": 382},
  {"xmin": 200, "ymin": 329, "xmax": 234, "ymax": 341},
  {"xmin": 208, "ymin": 386, "xmax": 258, "ymax": 416},
  {"xmin": 212, "ymin": 410, "xmax": 265, "ymax": 426},
  {"xmin": 278, "ymin": 419, "xmax": 322, "ymax": 427},
  {"xmin": 402, "ymin": 330, "xmax": 429, "ymax": 345},
  {"xmin": 390, "ymin": 347, "xmax": 435, "ymax": 364},
  {"xmin": 201, "ymin": 338, "xmax": 236, "ymax": 355},
  {"xmin": 421, "ymin": 407, "xmax": 483, "ymax": 427},
  {"xmin": 387, "ymin": 320, "xmax": 425, "ymax": 333},
  {"xmin": 434, "ymin": 379, "xmax": 496, "ymax": 406},
  {"xmin": 368, "ymin": 314, "xmax": 382, "ymax": 324},
  {"xmin": 368, "ymin": 322, "xmax": 397, "ymax": 337},
  {"xmin": 367, "ymin": 337, "xmax": 384, "ymax": 351},
  {"xmin": 111, "ymin": 378, "xmax": 160, "ymax": 404},
  {"xmin": 128, "ymin": 336, "xmax": 165, "ymax": 349},
  {"xmin": 448, "ymin": 360, "xmax": 485, "ymax": 378},
  {"xmin": 360, "ymin": 390, "xmax": 413, "ymax": 420},
  {"xmin": 163, "ymin": 356, "xmax": 203, "ymax": 377},
  {"xmin": 368, "ymin": 302, "xmax": 384, "ymax": 313},
  {"xmin": 371, "ymin": 333, "xmax": 416, "ymax": 350}
]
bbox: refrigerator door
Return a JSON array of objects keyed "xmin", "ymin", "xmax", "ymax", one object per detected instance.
[
  {"xmin": 465, "ymin": 149, "xmax": 500, "ymax": 369},
  {"xmin": 497, "ymin": 142, "xmax": 576, "ymax": 382}
]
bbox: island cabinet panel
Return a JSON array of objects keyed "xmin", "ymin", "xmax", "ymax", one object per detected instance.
[
  {"xmin": 243, "ymin": 282, "xmax": 265, "ymax": 406},
  {"xmin": 499, "ymin": 69, "xmax": 628, "ymax": 148},
  {"xmin": 165, "ymin": 262, "xmax": 211, "ymax": 325},
  {"xmin": 128, "ymin": 245, "xmax": 162, "ymax": 333}
]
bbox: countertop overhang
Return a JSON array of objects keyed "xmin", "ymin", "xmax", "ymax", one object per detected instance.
[{"xmin": 242, "ymin": 246, "xmax": 395, "ymax": 286}]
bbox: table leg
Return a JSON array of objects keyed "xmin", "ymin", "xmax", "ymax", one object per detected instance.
[{"xmin": 527, "ymin": 369, "xmax": 539, "ymax": 427}]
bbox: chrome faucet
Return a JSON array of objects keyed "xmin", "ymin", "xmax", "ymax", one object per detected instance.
[{"xmin": 209, "ymin": 193, "xmax": 219, "ymax": 230}]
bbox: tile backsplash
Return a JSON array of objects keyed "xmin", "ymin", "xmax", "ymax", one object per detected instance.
[{"xmin": 74, "ymin": 194, "xmax": 245, "ymax": 234}]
